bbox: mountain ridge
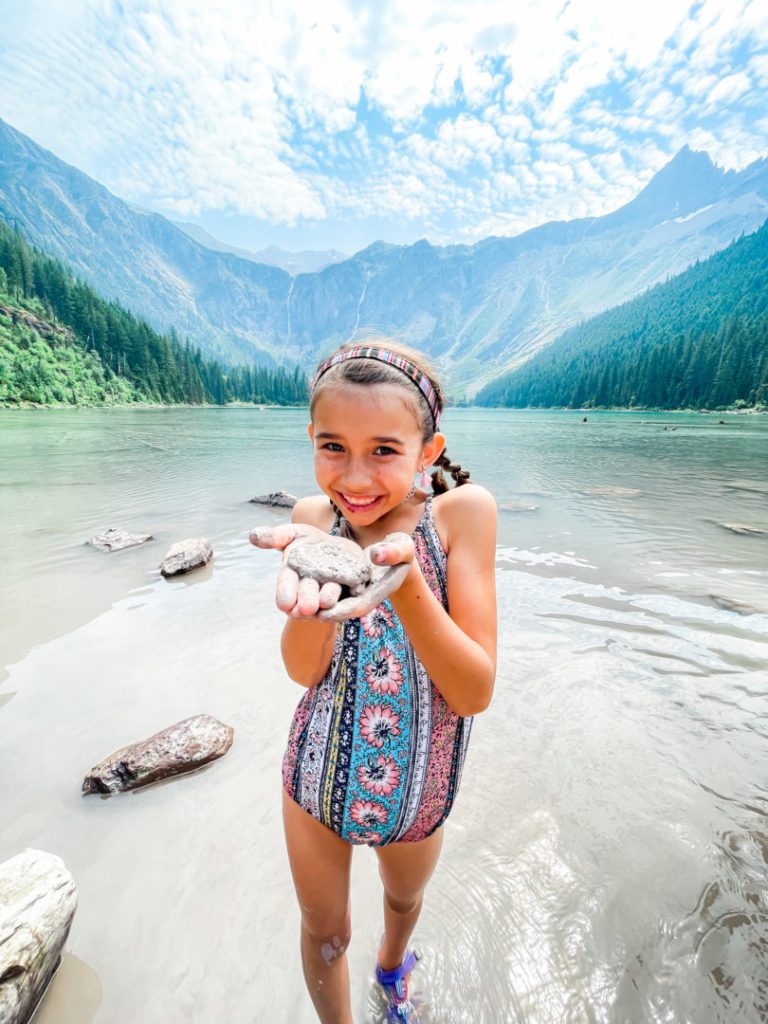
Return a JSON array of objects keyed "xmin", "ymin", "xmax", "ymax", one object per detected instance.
[
  {"xmin": 2, "ymin": 115, "xmax": 767, "ymax": 390},
  {"xmin": 167, "ymin": 219, "xmax": 347, "ymax": 275}
]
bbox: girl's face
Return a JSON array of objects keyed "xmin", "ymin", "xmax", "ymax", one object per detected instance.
[{"xmin": 310, "ymin": 382, "xmax": 444, "ymax": 524}]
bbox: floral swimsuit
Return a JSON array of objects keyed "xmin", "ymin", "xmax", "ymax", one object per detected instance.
[{"xmin": 282, "ymin": 496, "xmax": 473, "ymax": 846}]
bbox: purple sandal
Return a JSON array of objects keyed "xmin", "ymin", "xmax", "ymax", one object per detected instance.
[{"xmin": 376, "ymin": 949, "xmax": 420, "ymax": 1022}]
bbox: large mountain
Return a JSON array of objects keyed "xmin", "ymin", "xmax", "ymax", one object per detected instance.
[
  {"xmin": 2, "ymin": 115, "xmax": 767, "ymax": 392},
  {"xmin": 475, "ymin": 219, "xmax": 768, "ymax": 409}
]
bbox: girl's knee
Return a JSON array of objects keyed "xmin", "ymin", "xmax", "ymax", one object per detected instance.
[
  {"xmin": 301, "ymin": 909, "xmax": 352, "ymax": 962},
  {"xmin": 301, "ymin": 921, "xmax": 352, "ymax": 963},
  {"xmin": 383, "ymin": 888, "xmax": 423, "ymax": 916}
]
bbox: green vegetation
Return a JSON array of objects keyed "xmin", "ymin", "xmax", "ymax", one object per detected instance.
[
  {"xmin": 477, "ymin": 219, "xmax": 768, "ymax": 410},
  {"xmin": 0, "ymin": 220, "xmax": 308, "ymax": 407}
]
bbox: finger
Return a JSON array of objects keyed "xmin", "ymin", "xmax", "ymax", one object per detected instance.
[
  {"xmin": 249, "ymin": 524, "xmax": 306, "ymax": 550},
  {"xmin": 318, "ymin": 581, "xmax": 343, "ymax": 609},
  {"xmin": 296, "ymin": 576, "xmax": 321, "ymax": 617},
  {"xmin": 367, "ymin": 531, "xmax": 414, "ymax": 566},
  {"xmin": 276, "ymin": 566, "xmax": 300, "ymax": 612},
  {"xmin": 318, "ymin": 564, "xmax": 411, "ymax": 621}
]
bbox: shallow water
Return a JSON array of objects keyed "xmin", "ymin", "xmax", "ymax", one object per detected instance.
[{"xmin": 1, "ymin": 408, "xmax": 767, "ymax": 1023}]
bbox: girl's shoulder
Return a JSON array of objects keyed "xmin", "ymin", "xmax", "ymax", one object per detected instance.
[
  {"xmin": 431, "ymin": 484, "xmax": 496, "ymax": 552},
  {"xmin": 291, "ymin": 494, "xmax": 336, "ymax": 531}
]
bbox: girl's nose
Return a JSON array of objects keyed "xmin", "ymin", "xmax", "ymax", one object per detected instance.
[{"xmin": 343, "ymin": 457, "xmax": 374, "ymax": 489}]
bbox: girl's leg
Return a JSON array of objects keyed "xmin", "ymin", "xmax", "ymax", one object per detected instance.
[
  {"xmin": 282, "ymin": 790, "xmax": 354, "ymax": 1024},
  {"xmin": 374, "ymin": 827, "xmax": 444, "ymax": 971}
]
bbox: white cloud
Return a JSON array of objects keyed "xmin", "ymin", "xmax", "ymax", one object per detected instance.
[
  {"xmin": 0, "ymin": 0, "xmax": 766, "ymax": 246},
  {"xmin": 705, "ymin": 71, "xmax": 753, "ymax": 107}
]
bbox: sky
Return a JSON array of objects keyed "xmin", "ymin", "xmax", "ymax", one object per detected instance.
[{"xmin": 2, "ymin": 0, "xmax": 767, "ymax": 256}]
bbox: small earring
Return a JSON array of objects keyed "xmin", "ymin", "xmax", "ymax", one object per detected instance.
[{"xmin": 419, "ymin": 467, "xmax": 431, "ymax": 490}]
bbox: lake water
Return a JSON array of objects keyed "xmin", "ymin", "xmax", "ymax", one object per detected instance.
[{"xmin": 1, "ymin": 407, "xmax": 767, "ymax": 1024}]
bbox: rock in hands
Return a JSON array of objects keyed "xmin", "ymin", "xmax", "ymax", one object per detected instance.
[{"xmin": 249, "ymin": 524, "xmax": 413, "ymax": 621}]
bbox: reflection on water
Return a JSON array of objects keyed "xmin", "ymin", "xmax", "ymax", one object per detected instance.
[
  {"xmin": 33, "ymin": 953, "xmax": 103, "ymax": 1024},
  {"xmin": 1, "ymin": 408, "xmax": 767, "ymax": 1023}
]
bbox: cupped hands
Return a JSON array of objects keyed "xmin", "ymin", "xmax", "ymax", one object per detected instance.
[{"xmin": 249, "ymin": 523, "xmax": 414, "ymax": 621}]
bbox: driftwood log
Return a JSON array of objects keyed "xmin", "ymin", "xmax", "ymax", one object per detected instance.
[
  {"xmin": 0, "ymin": 849, "xmax": 77, "ymax": 1024},
  {"xmin": 88, "ymin": 528, "xmax": 153, "ymax": 552},
  {"xmin": 159, "ymin": 538, "xmax": 213, "ymax": 577},
  {"xmin": 82, "ymin": 714, "xmax": 234, "ymax": 794},
  {"xmin": 249, "ymin": 491, "xmax": 298, "ymax": 508}
]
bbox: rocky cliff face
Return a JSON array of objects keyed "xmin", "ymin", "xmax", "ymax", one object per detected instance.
[{"xmin": 2, "ymin": 117, "xmax": 767, "ymax": 391}]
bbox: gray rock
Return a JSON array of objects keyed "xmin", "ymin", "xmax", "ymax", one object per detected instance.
[
  {"xmin": 0, "ymin": 849, "xmax": 77, "ymax": 1024},
  {"xmin": 714, "ymin": 522, "xmax": 767, "ymax": 537},
  {"xmin": 499, "ymin": 501, "xmax": 539, "ymax": 512},
  {"xmin": 159, "ymin": 538, "xmax": 213, "ymax": 576},
  {"xmin": 584, "ymin": 486, "xmax": 642, "ymax": 497},
  {"xmin": 82, "ymin": 714, "xmax": 234, "ymax": 794},
  {"xmin": 286, "ymin": 538, "xmax": 372, "ymax": 595},
  {"xmin": 249, "ymin": 491, "xmax": 298, "ymax": 509},
  {"xmin": 88, "ymin": 527, "xmax": 153, "ymax": 552},
  {"xmin": 318, "ymin": 560, "xmax": 412, "ymax": 622},
  {"xmin": 709, "ymin": 594, "xmax": 763, "ymax": 616},
  {"xmin": 724, "ymin": 480, "xmax": 768, "ymax": 496}
]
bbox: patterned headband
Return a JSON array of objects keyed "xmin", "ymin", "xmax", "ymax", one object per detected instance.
[{"xmin": 311, "ymin": 346, "xmax": 442, "ymax": 428}]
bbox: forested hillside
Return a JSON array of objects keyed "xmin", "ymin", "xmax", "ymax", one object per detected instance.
[
  {"xmin": 5, "ymin": 116, "xmax": 768, "ymax": 392},
  {"xmin": 477, "ymin": 219, "xmax": 768, "ymax": 410},
  {"xmin": 0, "ymin": 221, "xmax": 308, "ymax": 407}
]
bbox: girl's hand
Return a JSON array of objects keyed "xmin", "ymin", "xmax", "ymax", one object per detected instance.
[
  {"xmin": 250, "ymin": 525, "xmax": 414, "ymax": 621},
  {"xmin": 317, "ymin": 533, "xmax": 415, "ymax": 622},
  {"xmin": 249, "ymin": 524, "xmax": 345, "ymax": 616}
]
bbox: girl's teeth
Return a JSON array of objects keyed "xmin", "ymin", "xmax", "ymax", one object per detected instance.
[{"xmin": 343, "ymin": 495, "xmax": 377, "ymax": 506}]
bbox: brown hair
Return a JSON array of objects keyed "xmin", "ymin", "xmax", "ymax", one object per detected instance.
[{"xmin": 310, "ymin": 338, "xmax": 471, "ymax": 494}]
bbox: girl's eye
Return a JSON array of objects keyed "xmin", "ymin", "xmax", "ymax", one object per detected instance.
[
  {"xmin": 374, "ymin": 445, "xmax": 397, "ymax": 456},
  {"xmin": 320, "ymin": 442, "xmax": 344, "ymax": 452}
]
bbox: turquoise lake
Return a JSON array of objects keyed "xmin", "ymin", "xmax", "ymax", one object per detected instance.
[{"xmin": 1, "ymin": 407, "xmax": 766, "ymax": 1023}]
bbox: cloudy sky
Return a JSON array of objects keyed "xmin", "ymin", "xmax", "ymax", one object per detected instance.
[{"xmin": 2, "ymin": 0, "xmax": 767, "ymax": 255}]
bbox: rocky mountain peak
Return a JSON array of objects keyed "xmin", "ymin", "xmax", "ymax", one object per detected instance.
[{"xmin": 611, "ymin": 146, "xmax": 727, "ymax": 227}]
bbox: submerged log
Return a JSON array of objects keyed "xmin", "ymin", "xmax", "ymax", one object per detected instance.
[
  {"xmin": 249, "ymin": 491, "xmax": 298, "ymax": 508},
  {"xmin": 159, "ymin": 538, "xmax": 213, "ymax": 576},
  {"xmin": 88, "ymin": 527, "xmax": 153, "ymax": 552},
  {"xmin": 0, "ymin": 849, "xmax": 77, "ymax": 1024},
  {"xmin": 82, "ymin": 714, "xmax": 234, "ymax": 794}
]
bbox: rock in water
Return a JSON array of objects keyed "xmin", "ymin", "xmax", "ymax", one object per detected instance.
[
  {"xmin": 499, "ymin": 501, "xmax": 539, "ymax": 512},
  {"xmin": 159, "ymin": 538, "xmax": 213, "ymax": 576},
  {"xmin": 82, "ymin": 714, "xmax": 234, "ymax": 794},
  {"xmin": 88, "ymin": 527, "xmax": 153, "ymax": 552},
  {"xmin": 709, "ymin": 594, "xmax": 762, "ymax": 616},
  {"xmin": 249, "ymin": 491, "xmax": 298, "ymax": 508},
  {"xmin": 0, "ymin": 849, "xmax": 77, "ymax": 1024},
  {"xmin": 716, "ymin": 522, "xmax": 767, "ymax": 537}
]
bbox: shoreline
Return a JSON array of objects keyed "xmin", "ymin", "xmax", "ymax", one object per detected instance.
[{"xmin": 1, "ymin": 402, "xmax": 766, "ymax": 414}]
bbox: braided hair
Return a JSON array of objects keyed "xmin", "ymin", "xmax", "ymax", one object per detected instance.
[
  {"xmin": 430, "ymin": 450, "xmax": 471, "ymax": 493},
  {"xmin": 311, "ymin": 336, "xmax": 472, "ymax": 495}
]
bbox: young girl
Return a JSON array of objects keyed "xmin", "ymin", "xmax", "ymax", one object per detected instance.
[{"xmin": 251, "ymin": 341, "xmax": 497, "ymax": 1023}]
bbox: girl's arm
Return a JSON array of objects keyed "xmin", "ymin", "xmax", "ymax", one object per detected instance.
[
  {"xmin": 383, "ymin": 485, "xmax": 497, "ymax": 717},
  {"xmin": 279, "ymin": 497, "xmax": 338, "ymax": 687}
]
